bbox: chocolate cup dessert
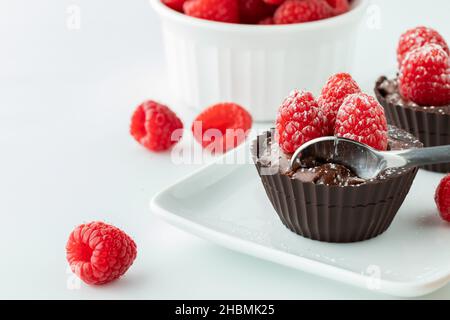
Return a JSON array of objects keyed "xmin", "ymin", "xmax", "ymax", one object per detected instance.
[
  {"xmin": 375, "ymin": 76, "xmax": 450, "ymax": 173},
  {"xmin": 251, "ymin": 126, "xmax": 422, "ymax": 243}
]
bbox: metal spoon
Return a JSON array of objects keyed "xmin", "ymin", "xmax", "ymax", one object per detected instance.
[{"xmin": 290, "ymin": 136, "xmax": 450, "ymax": 180}]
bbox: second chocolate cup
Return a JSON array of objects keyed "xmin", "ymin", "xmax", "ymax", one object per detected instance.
[{"xmin": 375, "ymin": 76, "xmax": 450, "ymax": 173}]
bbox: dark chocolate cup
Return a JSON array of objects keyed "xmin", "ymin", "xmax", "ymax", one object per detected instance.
[
  {"xmin": 251, "ymin": 132, "xmax": 419, "ymax": 243},
  {"xmin": 375, "ymin": 76, "xmax": 450, "ymax": 173}
]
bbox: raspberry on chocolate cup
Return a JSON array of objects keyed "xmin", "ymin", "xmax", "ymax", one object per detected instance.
[
  {"xmin": 251, "ymin": 126, "xmax": 422, "ymax": 243},
  {"xmin": 374, "ymin": 27, "xmax": 450, "ymax": 173}
]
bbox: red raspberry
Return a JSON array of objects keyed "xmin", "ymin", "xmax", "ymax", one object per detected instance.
[
  {"xmin": 263, "ymin": 0, "xmax": 284, "ymax": 5},
  {"xmin": 435, "ymin": 174, "xmax": 450, "ymax": 222},
  {"xmin": 397, "ymin": 26, "xmax": 449, "ymax": 65},
  {"xmin": 66, "ymin": 222, "xmax": 137, "ymax": 285},
  {"xmin": 274, "ymin": 0, "xmax": 333, "ymax": 24},
  {"xmin": 130, "ymin": 100, "xmax": 183, "ymax": 152},
  {"xmin": 325, "ymin": 0, "xmax": 349, "ymax": 15},
  {"xmin": 162, "ymin": 0, "xmax": 186, "ymax": 12},
  {"xmin": 239, "ymin": 0, "xmax": 275, "ymax": 24},
  {"xmin": 258, "ymin": 16, "xmax": 274, "ymax": 24},
  {"xmin": 318, "ymin": 73, "xmax": 361, "ymax": 135},
  {"xmin": 183, "ymin": 0, "xmax": 239, "ymax": 23},
  {"xmin": 334, "ymin": 93, "xmax": 388, "ymax": 151},
  {"xmin": 399, "ymin": 44, "xmax": 450, "ymax": 106},
  {"xmin": 192, "ymin": 103, "xmax": 252, "ymax": 153},
  {"xmin": 276, "ymin": 90, "xmax": 325, "ymax": 154}
]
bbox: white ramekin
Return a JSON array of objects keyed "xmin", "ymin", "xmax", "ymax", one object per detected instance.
[{"xmin": 151, "ymin": 0, "xmax": 368, "ymax": 122}]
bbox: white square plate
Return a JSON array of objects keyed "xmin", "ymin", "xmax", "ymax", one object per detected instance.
[{"xmin": 150, "ymin": 144, "xmax": 450, "ymax": 297}]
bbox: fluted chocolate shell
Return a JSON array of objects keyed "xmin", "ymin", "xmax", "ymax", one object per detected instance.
[
  {"xmin": 251, "ymin": 130, "xmax": 419, "ymax": 243},
  {"xmin": 375, "ymin": 76, "xmax": 450, "ymax": 173}
]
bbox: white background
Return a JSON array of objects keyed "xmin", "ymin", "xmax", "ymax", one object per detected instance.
[{"xmin": 0, "ymin": 0, "xmax": 449, "ymax": 299}]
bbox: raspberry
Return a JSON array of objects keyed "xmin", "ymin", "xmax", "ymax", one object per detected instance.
[
  {"xmin": 274, "ymin": 0, "xmax": 333, "ymax": 24},
  {"xmin": 130, "ymin": 100, "xmax": 183, "ymax": 152},
  {"xmin": 263, "ymin": 0, "xmax": 284, "ymax": 5},
  {"xmin": 334, "ymin": 93, "xmax": 388, "ymax": 151},
  {"xmin": 397, "ymin": 26, "xmax": 449, "ymax": 65},
  {"xmin": 192, "ymin": 103, "xmax": 252, "ymax": 153},
  {"xmin": 183, "ymin": 0, "xmax": 239, "ymax": 23},
  {"xmin": 325, "ymin": 0, "xmax": 349, "ymax": 15},
  {"xmin": 399, "ymin": 44, "xmax": 450, "ymax": 106},
  {"xmin": 66, "ymin": 222, "xmax": 137, "ymax": 285},
  {"xmin": 239, "ymin": 0, "xmax": 275, "ymax": 24},
  {"xmin": 276, "ymin": 90, "xmax": 325, "ymax": 154},
  {"xmin": 162, "ymin": 0, "xmax": 186, "ymax": 12},
  {"xmin": 258, "ymin": 16, "xmax": 274, "ymax": 24},
  {"xmin": 318, "ymin": 73, "xmax": 361, "ymax": 135},
  {"xmin": 435, "ymin": 174, "xmax": 450, "ymax": 222}
]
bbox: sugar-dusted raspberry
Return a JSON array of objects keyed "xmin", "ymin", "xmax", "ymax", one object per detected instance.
[
  {"xmin": 66, "ymin": 222, "xmax": 137, "ymax": 285},
  {"xmin": 162, "ymin": 0, "xmax": 186, "ymax": 12},
  {"xmin": 130, "ymin": 100, "xmax": 183, "ymax": 152},
  {"xmin": 318, "ymin": 73, "xmax": 361, "ymax": 135},
  {"xmin": 276, "ymin": 90, "xmax": 325, "ymax": 154},
  {"xmin": 183, "ymin": 0, "xmax": 239, "ymax": 23},
  {"xmin": 274, "ymin": 0, "xmax": 334, "ymax": 24},
  {"xmin": 239, "ymin": 0, "xmax": 275, "ymax": 24},
  {"xmin": 192, "ymin": 103, "xmax": 252, "ymax": 153},
  {"xmin": 436, "ymin": 174, "xmax": 450, "ymax": 222},
  {"xmin": 335, "ymin": 93, "xmax": 388, "ymax": 151},
  {"xmin": 325, "ymin": 0, "xmax": 349, "ymax": 15},
  {"xmin": 399, "ymin": 44, "xmax": 450, "ymax": 106},
  {"xmin": 397, "ymin": 26, "xmax": 449, "ymax": 65}
]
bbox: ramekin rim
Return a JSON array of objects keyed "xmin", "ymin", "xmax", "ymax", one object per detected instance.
[{"xmin": 150, "ymin": 0, "xmax": 369, "ymax": 33}]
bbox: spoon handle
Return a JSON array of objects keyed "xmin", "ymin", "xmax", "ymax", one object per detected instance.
[{"xmin": 398, "ymin": 145, "xmax": 450, "ymax": 168}]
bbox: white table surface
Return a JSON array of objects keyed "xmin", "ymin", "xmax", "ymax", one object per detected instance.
[{"xmin": 1, "ymin": 0, "xmax": 449, "ymax": 299}]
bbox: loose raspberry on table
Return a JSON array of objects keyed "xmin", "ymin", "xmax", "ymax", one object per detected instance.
[
  {"xmin": 66, "ymin": 222, "xmax": 137, "ymax": 285},
  {"xmin": 318, "ymin": 73, "xmax": 361, "ymax": 135},
  {"xmin": 276, "ymin": 90, "xmax": 326, "ymax": 154},
  {"xmin": 334, "ymin": 93, "xmax": 388, "ymax": 151},
  {"xmin": 397, "ymin": 26, "xmax": 449, "ymax": 66},
  {"xmin": 162, "ymin": 0, "xmax": 186, "ymax": 12},
  {"xmin": 436, "ymin": 174, "xmax": 450, "ymax": 222},
  {"xmin": 192, "ymin": 102, "xmax": 252, "ymax": 153},
  {"xmin": 183, "ymin": 0, "xmax": 240, "ymax": 23},
  {"xmin": 325, "ymin": 0, "xmax": 349, "ymax": 15},
  {"xmin": 239, "ymin": 0, "xmax": 275, "ymax": 24},
  {"xmin": 399, "ymin": 44, "xmax": 450, "ymax": 106},
  {"xmin": 274, "ymin": 0, "xmax": 334, "ymax": 24},
  {"xmin": 130, "ymin": 100, "xmax": 183, "ymax": 152}
]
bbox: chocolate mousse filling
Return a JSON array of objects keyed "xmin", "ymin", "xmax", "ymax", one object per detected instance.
[{"xmin": 257, "ymin": 126, "xmax": 422, "ymax": 187}]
